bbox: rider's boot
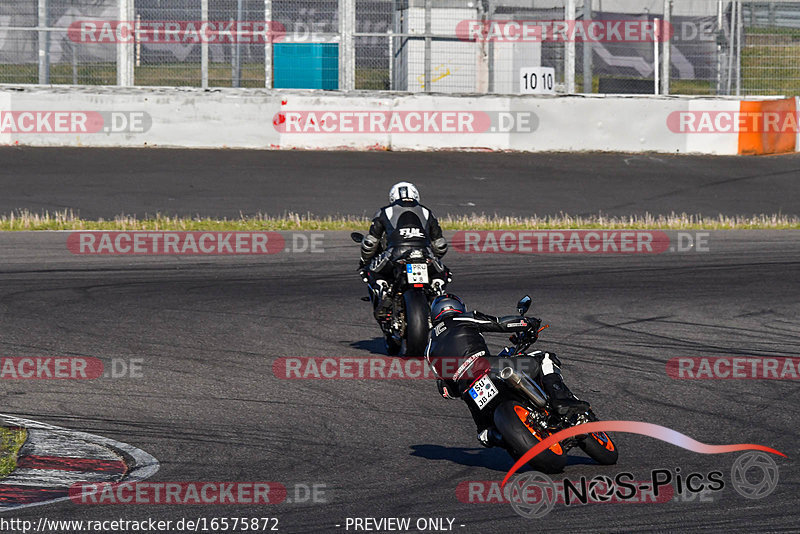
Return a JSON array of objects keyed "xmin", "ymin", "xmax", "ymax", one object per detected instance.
[
  {"xmin": 541, "ymin": 373, "xmax": 590, "ymax": 416},
  {"xmin": 431, "ymin": 278, "xmax": 446, "ymax": 296},
  {"xmin": 477, "ymin": 427, "xmax": 505, "ymax": 448},
  {"xmin": 463, "ymin": 391, "xmax": 505, "ymax": 448}
]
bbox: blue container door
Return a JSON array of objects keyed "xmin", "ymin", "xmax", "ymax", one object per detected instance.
[{"xmin": 273, "ymin": 44, "xmax": 339, "ymax": 90}]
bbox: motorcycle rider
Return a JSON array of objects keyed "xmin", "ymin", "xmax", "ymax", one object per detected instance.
[
  {"xmin": 358, "ymin": 182, "xmax": 449, "ymax": 320},
  {"xmin": 425, "ymin": 294, "xmax": 589, "ymax": 448}
]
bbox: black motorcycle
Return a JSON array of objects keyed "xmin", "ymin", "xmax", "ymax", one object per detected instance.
[
  {"xmin": 351, "ymin": 232, "xmax": 451, "ymax": 356},
  {"xmin": 471, "ymin": 295, "xmax": 618, "ymax": 473}
]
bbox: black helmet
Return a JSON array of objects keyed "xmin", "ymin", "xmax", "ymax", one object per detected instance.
[{"xmin": 431, "ymin": 294, "xmax": 466, "ymax": 324}]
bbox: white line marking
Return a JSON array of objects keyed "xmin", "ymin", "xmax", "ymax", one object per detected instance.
[
  {"xmin": 0, "ymin": 414, "xmax": 160, "ymax": 511},
  {"xmin": 22, "ymin": 428, "xmax": 120, "ymax": 461},
  {"xmin": 1, "ymin": 468, "xmax": 121, "ymax": 488}
]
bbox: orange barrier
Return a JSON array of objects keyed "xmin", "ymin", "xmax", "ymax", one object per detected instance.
[{"xmin": 738, "ymin": 97, "xmax": 798, "ymax": 155}]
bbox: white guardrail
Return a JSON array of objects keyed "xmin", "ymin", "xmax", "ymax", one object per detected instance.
[{"xmin": 0, "ymin": 86, "xmax": 797, "ymax": 155}]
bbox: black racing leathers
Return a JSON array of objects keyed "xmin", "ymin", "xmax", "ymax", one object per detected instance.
[
  {"xmin": 425, "ymin": 311, "xmax": 538, "ymax": 432},
  {"xmin": 360, "ymin": 199, "xmax": 447, "ymax": 265},
  {"xmin": 425, "ymin": 311, "xmax": 538, "ymax": 391}
]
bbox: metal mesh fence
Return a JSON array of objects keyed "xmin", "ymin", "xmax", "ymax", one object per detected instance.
[
  {"xmin": 664, "ymin": 12, "xmax": 722, "ymax": 96},
  {"xmin": 0, "ymin": 0, "xmax": 119, "ymax": 85},
  {"xmin": 0, "ymin": 1, "xmax": 798, "ymax": 95},
  {"xmin": 490, "ymin": 3, "xmax": 567, "ymax": 94},
  {"xmin": 355, "ymin": 0, "xmax": 392, "ymax": 90},
  {"xmin": 576, "ymin": 2, "xmax": 720, "ymax": 95},
  {"xmin": 271, "ymin": 0, "xmax": 339, "ymax": 89},
  {"xmin": 741, "ymin": 1, "xmax": 800, "ymax": 95},
  {"xmin": 133, "ymin": 0, "xmax": 294, "ymax": 88},
  {"xmin": 358, "ymin": 0, "xmax": 567, "ymax": 94},
  {"xmin": 134, "ymin": 0, "xmax": 201, "ymax": 87}
]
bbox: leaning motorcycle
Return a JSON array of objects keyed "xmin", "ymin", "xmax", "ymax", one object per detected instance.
[
  {"xmin": 351, "ymin": 232, "xmax": 451, "ymax": 356},
  {"xmin": 467, "ymin": 295, "xmax": 618, "ymax": 473}
]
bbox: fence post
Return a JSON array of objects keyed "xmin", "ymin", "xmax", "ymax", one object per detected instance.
[
  {"xmin": 487, "ymin": 1, "xmax": 495, "ymax": 93},
  {"xmin": 388, "ymin": 30, "xmax": 393, "ymax": 91},
  {"xmin": 233, "ymin": 0, "xmax": 243, "ymax": 87},
  {"xmin": 424, "ymin": 0, "xmax": 431, "ymax": 93},
  {"xmin": 582, "ymin": 0, "xmax": 592, "ymax": 93},
  {"xmin": 117, "ymin": 0, "xmax": 134, "ymax": 86},
  {"xmin": 564, "ymin": 0, "xmax": 576, "ymax": 93},
  {"xmin": 37, "ymin": 0, "xmax": 49, "ymax": 85},
  {"xmin": 726, "ymin": 0, "xmax": 736, "ymax": 94},
  {"xmin": 661, "ymin": 0, "xmax": 671, "ymax": 95},
  {"xmin": 654, "ymin": 18, "xmax": 660, "ymax": 94},
  {"xmin": 202, "ymin": 0, "xmax": 209, "ymax": 88},
  {"xmin": 264, "ymin": 0, "xmax": 272, "ymax": 88},
  {"xmin": 338, "ymin": 0, "xmax": 355, "ymax": 90},
  {"xmin": 736, "ymin": 0, "xmax": 742, "ymax": 95},
  {"xmin": 716, "ymin": 0, "xmax": 723, "ymax": 94},
  {"xmin": 346, "ymin": 0, "xmax": 355, "ymax": 90}
]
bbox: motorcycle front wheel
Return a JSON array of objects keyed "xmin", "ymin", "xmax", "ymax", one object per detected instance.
[{"xmin": 578, "ymin": 429, "xmax": 618, "ymax": 465}]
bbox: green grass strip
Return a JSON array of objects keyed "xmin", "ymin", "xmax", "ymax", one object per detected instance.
[
  {"xmin": 0, "ymin": 210, "xmax": 798, "ymax": 231},
  {"xmin": 0, "ymin": 426, "xmax": 27, "ymax": 480}
]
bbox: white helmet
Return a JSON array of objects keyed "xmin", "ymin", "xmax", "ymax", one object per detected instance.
[{"xmin": 389, "ymin": 182, "xmax": 420, "ymax": 203}]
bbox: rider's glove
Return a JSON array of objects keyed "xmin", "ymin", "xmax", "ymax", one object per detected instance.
[
  {"xmin": 437, "ymin": 379, "xmax": 459, "ymax": 400},
  {"xmin": 528, "ymin": 317, "xmax": 542, "ymax": 339}
]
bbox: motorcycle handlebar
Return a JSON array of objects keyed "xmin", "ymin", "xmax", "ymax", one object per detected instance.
[{"xmin": 510, "ymin": 318, "xmax": 540, "ymax": 355}]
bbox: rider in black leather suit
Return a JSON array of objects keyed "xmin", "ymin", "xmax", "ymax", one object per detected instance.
[
  {"xmin": 359, "ymin": 182, "xmax": 449, "ymax": 317},
  {"xmin": 425, "ymin": 294, "xmax": 589, "ymax": 447}
]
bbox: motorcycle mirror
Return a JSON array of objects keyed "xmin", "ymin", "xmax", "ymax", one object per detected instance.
[
  {"xmin": 517, "ymin": 295, "xmax": 532, "ymax": 315},
  {"xmin": 350, "ymin": 232, "xmax": 365, "ymax": 243}
]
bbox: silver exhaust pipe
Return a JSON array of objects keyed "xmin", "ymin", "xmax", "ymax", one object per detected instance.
[{"xmin": 500, "ymin": 367, "xmax": 548, "ymax": 409}]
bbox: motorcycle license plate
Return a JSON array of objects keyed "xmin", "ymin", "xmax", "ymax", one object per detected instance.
[
  {"xmin": 406, "ymin": 263, "xmax": 429, "ymax": 284},
  {"xmin": 469, "ymin": 375, "xmax": 498, "ymax": 410}
]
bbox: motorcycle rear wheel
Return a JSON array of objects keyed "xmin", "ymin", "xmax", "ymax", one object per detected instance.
[
  {"xmin": 494, "ymin": 401, "xmax": 567, "ymax": 474},
  {"xmin": 403, "ymin": 290, "xmax": 430, "ymax": 357}
]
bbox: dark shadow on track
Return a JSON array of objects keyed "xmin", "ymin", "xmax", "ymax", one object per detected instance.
[
  {"xmin": 410, "ymin": 444, "xmax": 601, "ymax": 472},
  {"xmin": 410, "ymin": 444, "xmax": 515, "ymax": 472},
  {"xmin": 349, "ymin": 338, "xmax": 388, "ymax": 355}
]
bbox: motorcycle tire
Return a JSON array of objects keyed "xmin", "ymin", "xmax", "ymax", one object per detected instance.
[
  {"xmin": 403, "ymin": 290, "xmax": 430, "ymax": 357},
  {"xmin": 579, "ymin": 430, "xmax": 618, "ymax": 465},
  {"xmin": 493, "ymin": 400, "xmax": 567, "ymax": 474},
  {"xmin": 384, "ymin": 334, "xmax": 402, "ymax": 356}
]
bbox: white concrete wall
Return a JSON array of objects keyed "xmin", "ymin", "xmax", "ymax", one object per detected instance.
[{"xmin": 0, "ymin": 85, "xmax": 787, "ymax": 155}]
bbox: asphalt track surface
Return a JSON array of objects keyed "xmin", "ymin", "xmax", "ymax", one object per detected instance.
[
  {"xmin": 0, "ymin": 149, "xmax": 798, "ymax": 533},
  {"xmin": 1, "ymin": 147, "xmax": 800, "ymax": 219}
]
